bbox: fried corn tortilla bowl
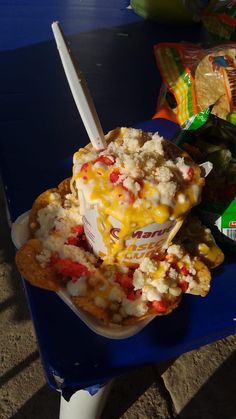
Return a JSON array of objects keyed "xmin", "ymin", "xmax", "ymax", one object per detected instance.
[{"xmin": 15, "ymin": 128, "xmax": 224, "ymax": 330}]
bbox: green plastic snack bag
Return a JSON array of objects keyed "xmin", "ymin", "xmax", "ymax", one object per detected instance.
[{"xmin": 175, "ymin": 113, "xmax": 236, "ymax": 251}]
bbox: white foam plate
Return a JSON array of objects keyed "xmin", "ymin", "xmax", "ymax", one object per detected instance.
[{"xmin": 11, "ymin": 211, "xmax": 155, "ymax": 339}]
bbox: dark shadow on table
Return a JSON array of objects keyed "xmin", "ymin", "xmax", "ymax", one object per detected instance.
[
  {"xmin": 0, "ymin": 181, "xmax": 30, "ymax": 322},
  {"xmin": 177, "ymin": 349, "xmax": 236, "ymax": 419},
  {"xmin": 101, "ymin": 362, "xmax": 175, "ymax": 419},
  {"xmin": 10, "ymin": 384, "xmax": 60, "ymax": 419}
]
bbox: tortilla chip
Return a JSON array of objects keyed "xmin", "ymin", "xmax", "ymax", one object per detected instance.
[
  {"xmin": 29, "ymin": 188, "xmax": 59, "ymax": 236},
  {"xmin": 57, "ymin": 177, "xmax": 71, "ymax": 199},
  {"xmin": 189, "ymin": 258, "xmax": 211, "ymax": 297},
  {"xmin": 28, "ymin": 178, "xmax": 72, "ymax": 236},
  {"xmin": 195, "ymin": 48, "xmax": 236, "ymax": 119},
  {"xmin": 123, "ymin": 295, "xmax": 181, "ymax": 326},
  {"xmin": 175, "ymin": 215, "xmax": 224, "ymax": 269},
  {"xmin": 72, "ymin": 296, "xmax": 110, "ymax": 323},
  {"xmin": 15, "ymin": 238, "xmax": 60, "ymax": 291}
]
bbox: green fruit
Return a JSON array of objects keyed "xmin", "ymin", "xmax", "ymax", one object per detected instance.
[{"xmin": 131, "ymin": 0, "xmax": 194, "ymax": 22}]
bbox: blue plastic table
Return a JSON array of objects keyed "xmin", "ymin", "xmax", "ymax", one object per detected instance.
[{"xmin": 1, "ymin": 0, "xmax": 235, "ymax": 405}]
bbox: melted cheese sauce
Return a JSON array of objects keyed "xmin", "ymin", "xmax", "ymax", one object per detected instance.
[{"xmin": 71, "ymin": 128, "xmax": 204, "ymax": 263}]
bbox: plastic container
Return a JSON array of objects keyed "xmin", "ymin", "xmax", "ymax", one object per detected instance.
[
  {"xmin": 81, "ymin": 191, "xmax": 183, "ymax": 265},
  {"xmin": 11, "ymin": 211, "xmax": 156, "ymax": 339}
]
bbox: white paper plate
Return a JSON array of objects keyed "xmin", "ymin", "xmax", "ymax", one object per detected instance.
[{"xmin": 11, "ymin": 211, "xmax": 155, "ymax": 339}]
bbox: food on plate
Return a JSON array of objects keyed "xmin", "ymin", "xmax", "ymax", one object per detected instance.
[
  {"xmin": 15, "ymin": 128, "xmax": 222, "ymax": 326},
  {"xmin": 71, "ymin": 127, "xmax": 205, "ymax": 264},
  {"xmin": 175, "ymin": 214, "xmax": 224, "ymax": 269},
  {"xmin": 175, "ymin": 114, "xmax": 236, "ymax": 250},
  {"xmin": 16, "ymin": 177, "xmax": 211, "ymax": 325}
]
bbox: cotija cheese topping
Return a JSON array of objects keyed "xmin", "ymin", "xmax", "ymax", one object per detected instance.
[{"xmin": 71, "ymin": 128, "xmax": 205, "ymax": 263}]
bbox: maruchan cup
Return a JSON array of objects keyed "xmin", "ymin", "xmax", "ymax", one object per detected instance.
[
  {"xmin": 81, "ymin": 191, "xmax": 184, "ymax": 265},
  {"xmin": 72, "ymin": 127, "xmax": 206, "ymax": 266}
]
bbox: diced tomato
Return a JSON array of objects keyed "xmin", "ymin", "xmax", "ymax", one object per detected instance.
[
  {"xmin": 109, "ymin": 170, "xmax": 120, "ymax": 183},
  {"xmin": 127, "ymin": 290, "xmax": 136, "ymax": 300},
  {"xmin": 180, "ymin": 266, "xmax": 189, "ymax": 276},
  {"xmin": 121, "ymin": 183, "xmax": 135, "ymax": 204},
  {"xmin": 187, "ymin": 167, "xmax": 194, "ymax": 181},
  {"xmin": 178, "ymin": 280, "xmax": 189, "ymax": 293},
  {"xmin": 136, "ymin": 178, "xmax": 143, "ymax": 197},
  {"xmin": 127, "ymin": 190, "xmax": 135, "ymax": 204},
  {"xmin": 94, "ymin": 155, "xmax": 115, "ymax": 166},
  {"xmin": 165, "ymin": 254, "xmax": 178, "ymax": 264},
  {"xmin": 115, "ymin": 271, "xmax": 133, "ymax": 289},
  {"xmin": 152, "ymin": 299, "xmax": 168, "ymax": 313},
  {"xmin": 71, "ymin": 225, "xmax": 84, "ymax": 235},
  {"xmin": 80, "ymin": 162, "xmax": 89, "ymax": 172},
  {"xmin": 135, "ymin": 289, "xmax": 142, "ymax": 298},
  {"xmin": 66, "ymin": 236, "xmax": 80, "ymax": 246},
  {"xmin": 50, "ymin": 252, "xmax": 60, "ymax": 265},
  {"xmin": 56, "ymin": 258, "xmax": 89, "ymax": 278}
]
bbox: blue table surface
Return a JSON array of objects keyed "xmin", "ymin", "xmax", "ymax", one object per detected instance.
[{"xmin": 1, "ymin": 0, "xmax": 235, "ymax": 397}]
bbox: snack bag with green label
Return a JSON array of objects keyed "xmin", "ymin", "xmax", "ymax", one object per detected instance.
[
  {"xmin": 154, "ymin": 42, "xmax": 236, "ymax": 126},
  {"xmin": 175, "ymin": 113, "xmax": 236, "ymax": 250}
]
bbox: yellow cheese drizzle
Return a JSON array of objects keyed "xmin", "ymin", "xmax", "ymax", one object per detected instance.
[{"xmin": 72, "ymin": 140, "xmax": 204, "ymax": 264}]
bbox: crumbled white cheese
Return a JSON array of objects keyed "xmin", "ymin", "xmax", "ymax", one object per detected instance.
[
  {"xmin": 67, "ymin": 277, "xmax": 87, "ymax": 297},
  {"xmin": 178, "ymin": 193, "xmax": 187, "ymax": 204},
  {"xmin": 168, "ymin": 267, "xmax": 178, "ymax": 280},
  {"xmin": 139, "ymin": 257, "xmax": 157, "ymax": 273},
  {"xmin": 122, "ymin": 177, "xmax": 141, "ymax": 194},
  {"xmin": 121, "ymin": 297, "xmax": 148, "ymax": 317},
  {"xmin": 133, "ymin": 270, "xmax": 145, "ymax": 290},
  {"xmin": 155, "ymin": 166, "xmax": 173, "ymax": 182},
  {"xmin": 169, "ymin": 286, "xmax": 182, "ymax": 297},
  {"xmin": 94, "ymin": 296, "xmax": 107, "ymax": 309},
  {"xmin": 108, "ymin": 287, "xmax": 124, "ymax": 302},
  {"xmin": 158, "ymin": 181, "xmax": 177, "ymax": 206},
  {"xmin": 167, "ymin": 244, "xmax": 184, "ymax": 259},
  {"xmin": 143, "ymin": 285, "xmax": 162, "ymax": 301}
]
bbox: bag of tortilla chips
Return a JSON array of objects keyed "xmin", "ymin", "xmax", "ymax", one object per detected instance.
[{"xmin": 154, "ymin": 42, "xmax": 236, "ymax": 126}]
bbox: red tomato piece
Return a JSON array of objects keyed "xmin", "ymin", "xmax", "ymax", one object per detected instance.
[
  {"xmin": 56, "ymin": 258, "xmax": 89, "ymax": 278},
  {"xmin": 187, "ymin": 167, "xmax": 194, "ymax": 181},
  {"xmin": 80, "ymin": 162, "xmax": 89, "ymax": 172},
  {"xmin": 178, "ymin": 280, "xmax": 189, "ymax": 293},
  {"xmin": 115, "ymin": 272, "xmax": 133, "ymax": 289},
  {"xmin": 94, "ymin": 155, "xmax": 115, "ymax": 166},
  {"xmin": 71, "ymin": 225, "xmax": 84, "ymax": 235},
  {"xmin": 109, "ymin": 170, "xmax": 121, "ymax": 183},
  {"xmin": 50, "ymin": 252, "xmax": 60, "ymax": 265},
  {"xmin": 152, "ymin": 299, "xmax": 168, "ymax": 313},
  {"xmin": 127, "ymin": 290, "xmax": 136, "ymax": 300},
  {"xmin": 121, "ymin": 183, "xmax": 135, "ymax": 204},
  {"xmin": 180, "ymin": 266, "xmax": 189, "ymax": 276},
  {"xmin": 66, "ymin": 236, "xmax": 80, "ymax": 246}
]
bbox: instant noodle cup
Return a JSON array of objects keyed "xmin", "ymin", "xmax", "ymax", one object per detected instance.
[
  {"xmin": 80, "ymin": 192, "xmax": 184, "ymax": 266},
  {"xmin": 71, "ymin": 127, "xmax": 205, "ymax": 266}
]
